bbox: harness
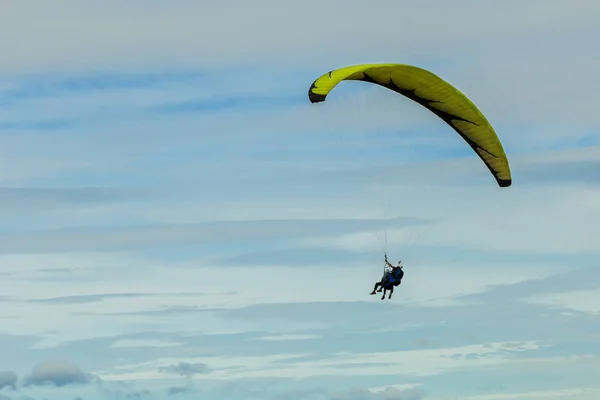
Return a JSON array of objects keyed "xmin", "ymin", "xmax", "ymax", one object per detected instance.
[{"xmin": 383, "ymin": 267, "xmax": 403, "ymax": 288}]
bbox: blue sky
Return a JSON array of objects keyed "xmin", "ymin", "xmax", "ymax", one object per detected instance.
[{"xmin": 1, "ymin": 1, "xmax": 600, "ymax": 400}]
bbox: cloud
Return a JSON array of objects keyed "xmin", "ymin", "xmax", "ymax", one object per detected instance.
[
  {"xmin": 97, "ymin": 382, "xmax": 152, "ymax": 400},
  {"xmin": 1, "ymin": 0, "xmax": 600, "ymax": 73},
  {"xmin": 468, "ymin": 387, "xmax": 600, "ymax": 400},
  {"xmin": 0, "ymin": 188, "xmax": 148, "ymax": 211},
  {"xmin": 0, "ymin": 371, "xmax": 17, "ymax": 390},
  {"xmin": 0, "ymin": 144, "xmax": 592, "ymax": 263},
  {"xmin": 99, "ymin": 340, "xmax": 541, "ymax": 382},
  {"xmin": 159, "ymin": 380, "xmax": 422, "ymax": 400},
  {"xmin": 524, "ymin": 289, "xmax": 600, "ymax": 315},
  {"xmin": 0, "ymin": 245, "xmax": 568, "ymax": 349},
  {"xmin": 253, "ymin": 334, "xmax": 321, "ymax": 341},
  {"xmin": 158, "ymin": 362, "xmax": 210, "ymax": 378},
  {"xmin": 166, "ymin": 385, "xmax": 191, "ymax": 395},
  {"xmin": 31, "ymin": 293, "xmax": 166, "ymax": 305},
  {"xmin": 330, "ymin": 386, "xmax": 424, "ymax": 400},
  {"xmin": 110, "ymin": 339, "xmax": 183, "ymax": 349},
  {"xmin": 22, "ymin": 361, "xmax": 93, "ymax": 387},
  {"xmin": 0, "ymin": 217, "xmax": 426, "ymax": 254}
]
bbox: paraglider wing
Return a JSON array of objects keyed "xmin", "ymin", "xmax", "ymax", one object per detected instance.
[{"xmin": 308, "ymin": 64, "xmax": 512, "ymax": 187}]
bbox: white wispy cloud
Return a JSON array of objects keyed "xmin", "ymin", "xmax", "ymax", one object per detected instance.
[
  {"xmin": 468, "ymin": 387, "xmax": 600, "ymax": 400},
  {"xmin": 97, "ymin": 340, "xmax": 541, "ymax": 381},
  {"xmin": 524, "ymin": 289, "xmax": 600, "ymax": 315}
]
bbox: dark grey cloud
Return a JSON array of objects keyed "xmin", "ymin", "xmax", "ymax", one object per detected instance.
[
  {"xmin": 158, "ymin": 362, "xmax": 210, "ymax": 377},
  {"xmin": 22, "ymin": 360, "xmax": 92, "ymax": 387},
  {"xmin": 0, "ymin": 371, "xmax": 17, "ymax": 390}
]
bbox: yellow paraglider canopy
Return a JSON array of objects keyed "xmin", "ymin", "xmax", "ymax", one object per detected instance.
[{"xmin": 308, "ymin": 63, "xmax": 512, "ymax": 187}]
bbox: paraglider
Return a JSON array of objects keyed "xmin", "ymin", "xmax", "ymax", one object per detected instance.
[
  {"xmin": 308, "ymin": 63, "xmax": 512, "ymax": 187},
  {"xmin": 307, "ymin": 63, "xmax": 512, "ymax": 300}
]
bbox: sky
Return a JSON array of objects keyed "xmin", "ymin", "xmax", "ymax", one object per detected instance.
[{"xmin": 0, "ymin": 1, "xmax": 599, "ymax": 399}]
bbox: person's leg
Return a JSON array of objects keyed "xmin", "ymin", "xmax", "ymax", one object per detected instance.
[{"xmin": 370, "ymin": 281, "xmax": 381, "ymax": 295}]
